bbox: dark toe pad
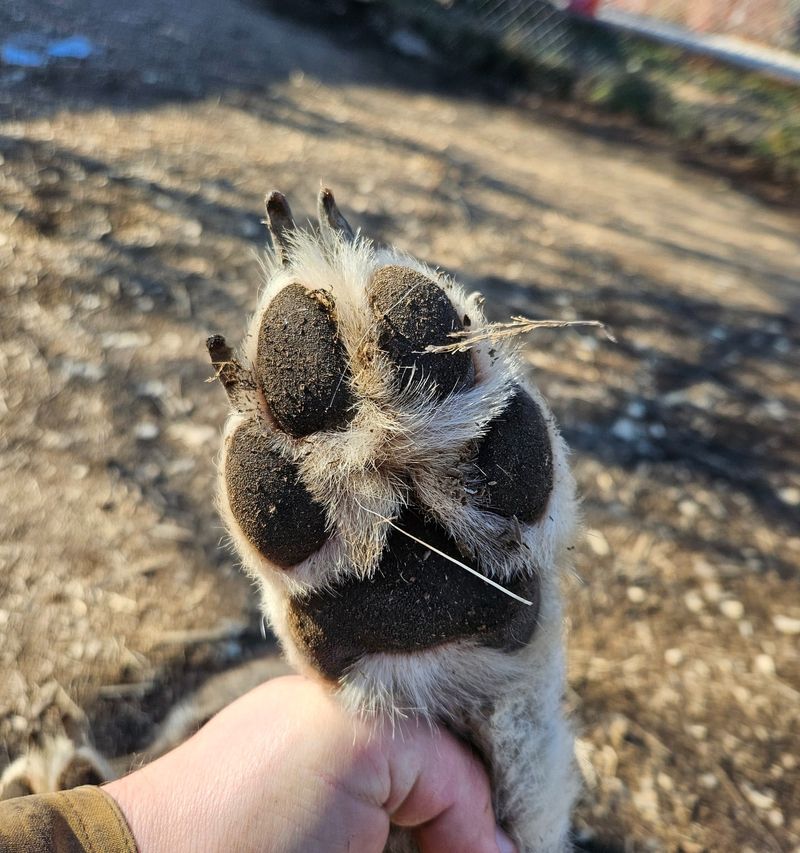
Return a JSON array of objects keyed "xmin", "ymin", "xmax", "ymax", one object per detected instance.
[
  {"xmin": 474, "ymin": 389, "xmax": 554, "ymax": 523},
  {"xmin": 225, "ymin": 419, "xmax": 329, "ymax": 568},
  {"xmin": 257, "ymin": 283, "xmax": 354, "ymax": 437},
  {"xmin": 369, "ymin": 265, "xmax": 474, "ymax": 397}
]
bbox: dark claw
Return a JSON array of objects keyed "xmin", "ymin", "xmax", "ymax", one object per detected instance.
[
  {"xmin": 265, "ymin": 191, "xmax": 296, "ymax": 265},
  {"xmin": 318, "ymin": 187, "xmax": 355, "ymax": 242},
  {"xmin": 207, "ymin": 334, "xmax": 248, "ymax": 405}
]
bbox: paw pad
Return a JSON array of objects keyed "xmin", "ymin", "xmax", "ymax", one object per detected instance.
[
  {"xmin": 257, "ymin": 282, "xmax": 354, "ymax": 437},
  {"xmin": 224, "ymin": 419, "xmax": 329, "ymax": 568},
  {"xmin": 474, "ymin": 389, "xmax": 554, "ymax": 523},
  {"xmin": 286, "ymin": 510, "xmax": 539, "ymax": 679},
  {"xmin": 369, "ymin": 265, "xmax": 474, "ymax": 397}
]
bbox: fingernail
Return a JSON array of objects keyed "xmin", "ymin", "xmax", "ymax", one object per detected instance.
[{"xmin": 495, "ymin": 827, "xmax": 517, "ymax": 853}]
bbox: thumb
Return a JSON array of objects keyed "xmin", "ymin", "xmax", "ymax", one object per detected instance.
[{"xmin": 382, "ymin": 720, "xmax": 517, "ymax": 853}]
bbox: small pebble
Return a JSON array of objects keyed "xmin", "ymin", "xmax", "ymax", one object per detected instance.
[
  {"xmin": 101, "ymin": 330, "xmax": 152, "ymax": 349},
  {"xmin": 182, "ymin": 219, "xmax": 203, "ymax": 240},
  {"xmin": 742, "ymin": 783, "xmax": 774, "ymax": 811},
  {"xmin": 134, "ymin": 422, "xmax": 160, "ymax": 441},
  {"xmin": 61, "ymin": 360, "xmax": 106, "ymax": 381},
  {"xmin": 692, "ymin": 558, "xmax": 716, "ymax": 580},
  {"xmin": 625, "ymin": 400, "xmax": 646, "ymax": 419},
  {"xmin": 773, "ymin": 614, "xmax": 800, "ymax": 635},
  {"xmin": 627, "ymin": 586, "xmax": 646, "ymax": 604},
  {"xmin": 388, "ymin": 29, "xmax": 432, "ymax": 59},
  {"xmin": 586, "ymin": 529, "xmax": 610, "ymax": 557},
  {"xmin": 684, "ymin": 591, "xmax": 704, "ymax": 613},
  {"xmin": 719, "ymin": 599, "xmax": 744, "ymax": 620},
  {"xmin": 733, "ymin": 685, "xmax": 750, "ymax": 704},
  {"xmin": 767, "ymin": 808, "xmax": 784, "ymax": 828},
  {"xmin": 611, "ymin": 418, "xmax": 639, "ymax": 442},
  {"xmin": 664, "ymin": 647, "xmax": 683, "ymax": 666},
  {"xmin": 167, "ymin": 422, "xmax": 216, "ymax": 449},
  {"xmin": 778, "ymin": 487, "xmax": 800, "ymax": 506},
  {"xmin": 137, "ymin": 380, "xmax": 168, "ymax": 399},
  {"xmin": 754, "ymin": 654, "xmax": 775, "ymax": 676},
  {"xmin": 656, "ymin": 772, "xmax": 673, "ymax": 791},
  {"xmin": 763, "ymin": 399, "xmax": 787, "ymax": 419}
]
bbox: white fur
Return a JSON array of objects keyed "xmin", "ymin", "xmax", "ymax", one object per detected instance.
[{"xmin": 0, "ymin": 735, "xmax": 114, "ymax": 799}]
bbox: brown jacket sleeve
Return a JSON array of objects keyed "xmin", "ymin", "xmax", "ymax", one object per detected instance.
[{"xmin": 0, "ymin": 785, "xmax": 137, "ymax": 853}]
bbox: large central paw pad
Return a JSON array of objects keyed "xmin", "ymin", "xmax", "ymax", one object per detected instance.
[
  {"xmin": 208, "ymin": 190, "xmax": 564, "ymax": 682},
  {"xmin": 286, "ymin": 510, "xmax": 540, "ymax": 680}
]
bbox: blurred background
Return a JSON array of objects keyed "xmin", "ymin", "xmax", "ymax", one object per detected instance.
[{"xmin": 0, "ymin": 0, "xmax": 798, "ymax": 849}]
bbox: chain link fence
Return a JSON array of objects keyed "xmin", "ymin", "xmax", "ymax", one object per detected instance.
[
  {"xmin": 606, "ymin": 0, "xmax": 800, "ymax": 52},
  {"xmin": 384, "ymin": 0, "xmax": 800, "ymax": 182}
]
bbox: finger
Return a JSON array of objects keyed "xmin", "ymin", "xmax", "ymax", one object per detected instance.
[{"xmin": 384, "ymin": 722, "xmax": 515, "ymax": 853}]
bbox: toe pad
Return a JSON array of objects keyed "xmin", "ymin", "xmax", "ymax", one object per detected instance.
[
  {"xmin": 474, "ymin": 389, "xmax": 554, "ymax": 523},
  {"xmin": 225, "ymin": 419, "xmax": 329, "ymax": 568},
  {"xmin": 257, "ymin": 283, "xmax": 354, "ymax": 437},
  {"xmin": 369, "ymin": 265, "xmax": 474, "ymax": 397}
]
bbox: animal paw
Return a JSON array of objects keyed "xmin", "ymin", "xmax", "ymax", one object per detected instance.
[
  {"xmin": 0, "ymin": 735, "xmax": 113, "ymax": 799},
  {"xmin": 207, "ymin": 189, "xmax": 577, "ymax": 714}
]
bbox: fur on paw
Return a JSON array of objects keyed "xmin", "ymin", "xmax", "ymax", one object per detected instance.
[
  {"xmin": 0, "ymin": 735, "xmax": 114, "ymax": 799},
  {"xmin": 208, "ymin": 189, "xmax": 577, "ymax": 709}
]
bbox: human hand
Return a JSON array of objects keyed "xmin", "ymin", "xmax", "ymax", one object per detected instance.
[{"xmin": 105, "ymin": 675, "xmax": 516, "ymax": 853}]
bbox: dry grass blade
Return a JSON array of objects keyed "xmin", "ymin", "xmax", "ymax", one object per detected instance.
[{"xmin": 424, "ymin": 316, "xmax": 617, "ymax": 353}]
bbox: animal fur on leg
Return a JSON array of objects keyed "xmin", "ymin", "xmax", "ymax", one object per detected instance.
[{"xmin": 208, "ymin": 189, "xmax": 580, "ymax": 852}]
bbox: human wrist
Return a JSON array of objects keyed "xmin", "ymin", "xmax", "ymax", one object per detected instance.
[{"xmin": 104, "ymin": 750, "xmax": 206, "ymax": 853}]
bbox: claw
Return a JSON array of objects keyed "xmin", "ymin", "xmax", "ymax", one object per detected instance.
[
  {"xmin": 264, "ymin": 191, "xmax": 296, "ymax": 265},
  {"xmin": 207, "ymin": 334, "xmax": 248, "ymax": 405},
  {"xmin": 318, "ymin": 187, "xmax": 355, "ymax": 242}
]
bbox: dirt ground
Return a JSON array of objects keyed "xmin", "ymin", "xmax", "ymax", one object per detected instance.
[{"xmin": 1, "ymin": 0, "xmax": 798, "ymax": 850}]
